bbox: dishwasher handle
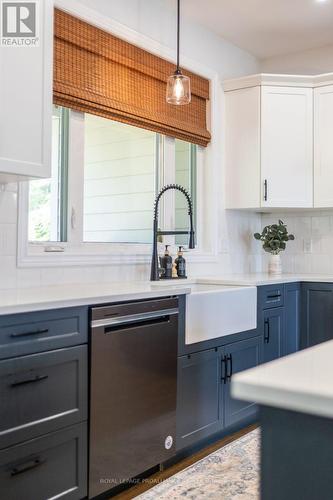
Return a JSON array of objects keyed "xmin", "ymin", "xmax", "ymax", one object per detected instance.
[{"xmin": 91, "ymin": 308, "xmax": 179, "ymax": 329}]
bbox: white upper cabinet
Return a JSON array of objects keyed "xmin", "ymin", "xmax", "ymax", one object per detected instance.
[
  {"xmin": 224, "ymin": 75, "xmax": 314, "ymax": 209},
  {"xmin": 0, "ymin": 0, "xmax": 53, "ymax": 180},
  {"xmin": 261, "ymin": 86, "xmax": 313, "ymax": 208},
  {"xmin": 225, "ymin": 86, "xmax": 261, "ymax": 209},
  {"xmin": 314, "ymin": 85, "xmax": 333, "ymax": 208}
]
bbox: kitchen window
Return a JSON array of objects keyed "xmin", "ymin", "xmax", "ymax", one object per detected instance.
[
  {"xmin": 28, "ymin": 106, "xmax": 69, "ymax": 242},
  {"xmin": 23, "ymin": 106, "xmax": 199, "ymax": 258}
]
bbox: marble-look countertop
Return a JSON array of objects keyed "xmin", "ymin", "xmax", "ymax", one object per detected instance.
[
  {"xmin": 197, "ymin": 273, "xmax": 333, "ymax": 286},
  {"xmin": 0, "ymin": 282, "xmax": 192, "ymax": 315},
  {"xmin": 2, "ymin": 272, "xmax": 333, "ymax": 315},
  {"xmin": 231, "ymin": 340, "xmax": 333, "ymax": 419}
]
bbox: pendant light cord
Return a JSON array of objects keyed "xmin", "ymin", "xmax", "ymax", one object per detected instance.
[{"xmin": 176, "ymin": 0, "xmax": 180, "ymax": 72}]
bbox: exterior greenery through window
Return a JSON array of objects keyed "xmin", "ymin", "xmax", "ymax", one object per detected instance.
[
  {"xmin": 28, "ymin": 106, "xmax": 197, "ymax": 247},
  {"xmin": 28, "ymin": 106, "xmax": 69, "ymax": 242}
]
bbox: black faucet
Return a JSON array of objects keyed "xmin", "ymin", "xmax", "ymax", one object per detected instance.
[{"xmin": 150, "ymin": 184, "xmax": 195, "ymax": 281}]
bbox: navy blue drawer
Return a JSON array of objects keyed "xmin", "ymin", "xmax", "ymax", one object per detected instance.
[
  {"xmin": 258, "ymin": 285, "xmax": 284, "ymax": 309},
  {"xmin": 0, "ymin": 422, "xmax": 87, "ymax": 500},
  {"xmin": 0, "ymin": 345, "xmax": 88, "ymax": 449},
  {"xmin": 0, "ymin": 307, "xmax": 88, "ymax": 360}
]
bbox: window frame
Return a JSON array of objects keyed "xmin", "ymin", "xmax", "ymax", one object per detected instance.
[
  {"xmin": 17, "ymin": 110, "xmax": 208, "ymax": 267},
  {"xmin": 18, "ymin": 0, "xmax": 220, "ymax": 268}
]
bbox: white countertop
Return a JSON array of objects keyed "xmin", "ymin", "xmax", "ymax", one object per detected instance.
[
  {"xmin": 0, "ymin": 282, "xmax": 192, "ymax": 315},
  {"xmin": 2, "ymin": 273, "xmax": 333, "ymax": 315},
  {"xmin": 197, "ymin": 273, "xmax": 333, "ymax": 286},
  {"xmin": 232, "ymin": 340, "xmax": 333, "ymax": 419}
]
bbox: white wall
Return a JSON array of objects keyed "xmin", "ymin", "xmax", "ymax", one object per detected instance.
[
  {"xmin": 0, "ymin": 0, "xmax": 261, "ymax": 290},
  {"xmin": 75, "ymin": 0, "xmax": 259, "ymax": 79},
  {"xmin": 261, "ymin": 44, "xmax": 333, "ymax": 75},
  {"xmin": 260, "ymin": 212, "xmax": 333, "ymax": 275}
]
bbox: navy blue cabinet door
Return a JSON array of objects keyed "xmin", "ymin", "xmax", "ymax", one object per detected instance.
[
  {"xmin": 224, "ymin": 336, "xmax": 261, "ymax": 428},
  {"xmin": 301, "ymin": 283, "xmax": 333, "ymax": 348},
  {"xmin": 261, "ymin": 308, "xmax": 284, "ymax": 363},
  {"xmin": 284, "ymin": 283, "xmax": 300, "ymax": 355},
  {"xmin": 177, "ymin": 349, "xmax": 222, "ymax": 450}
]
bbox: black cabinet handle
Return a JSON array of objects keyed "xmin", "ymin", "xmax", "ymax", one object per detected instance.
[
  {"xmin": 11, "ymin": 374, "xmax": 48, "ymax": 388},
  {"xmin": 221, "ymin": 355, "xmax": 227, "ymax": 384},
  {"xmin": 264, "ymin": 319, "xmax": 270, "ymax": 344},
  {"xmin": 264, "ymin": 179, "xmax": 268, "ymax": 201},
  {"xmin": 11, "ymin": 457, "xmax": 46, "ymax": 476},
  {"xmin": 10, "ymin": 328, "xmax": 49, "ymax": 338},
  {"xmin": 267, "ymin": 293, "xmax": 281, "ymax": 300},
  {"xmin": 226, "ymin": 354, "xmax": 233, "ymax": 381}
]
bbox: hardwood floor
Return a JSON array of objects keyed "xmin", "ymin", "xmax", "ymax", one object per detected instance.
[{"xmin": 111, "ymin": 424, "xmax": 258, "ymax": 500}]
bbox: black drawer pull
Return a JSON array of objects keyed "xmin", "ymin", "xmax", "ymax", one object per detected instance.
[
  {"xmin": 11, "ymin": 457, "xmax": 45, "ymax": 476},
  {"xmin": 221, "ymin": 355, "xmax": 227, "ymax": 384},
  {"xmin": 267, "ymin": 294, "xmax": 281, "ymax": 300},
  {"xmin": 11, "ymin": 374, "xmax": 48, "ymax": 388},
  {"xmin": 264, "ymin": 319, "xmax": 270, "ymax": 343},
  {"xmin": 226, "ymin": 354, "xmax": 233, "ymax": 381},
  {"xmin": 10, "ymin": 328, "xmax": 49, "ymax": 338}
]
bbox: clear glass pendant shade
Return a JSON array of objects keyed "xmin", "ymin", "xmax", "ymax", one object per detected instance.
[{"xmin": 166, "ymin": 71, "xmax": 191, "ymax": 105}]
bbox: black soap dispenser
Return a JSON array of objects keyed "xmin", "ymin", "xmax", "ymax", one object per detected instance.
[
  {"xmin": 175, "ymin": 246, "xmax": 187, "ymax": 278},
  {"xmin": 160, "ymin": 245, "xmax": 173, "ymax": 279}
]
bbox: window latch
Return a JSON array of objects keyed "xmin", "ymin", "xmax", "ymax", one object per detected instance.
[{"xmin": 71, "ymin": 207, "xmax": 76, "ymax": 230}]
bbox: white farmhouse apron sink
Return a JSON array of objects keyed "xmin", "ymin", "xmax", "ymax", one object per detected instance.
[
  {"xmin": 184, "ymin": 284, "xmax": 257, "ymax": 344},
  {"xmin": 151, "ymin": 281, "xmax": 257, "ymax": 344}
]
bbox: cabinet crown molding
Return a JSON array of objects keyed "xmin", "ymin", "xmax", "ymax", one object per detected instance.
[{"xmin": 223, "ymin": 72, "xmax": 333, "ymax": 92}]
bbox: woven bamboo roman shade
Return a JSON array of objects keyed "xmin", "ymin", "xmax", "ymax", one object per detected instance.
[{"xmin": 53, "ymin": 9, "xmax": 211, "ymax": 147}]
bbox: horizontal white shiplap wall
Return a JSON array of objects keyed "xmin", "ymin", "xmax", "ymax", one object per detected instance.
[{"xmin": 83, "ymin": 115, "xmax": 156, "ymax": 243}]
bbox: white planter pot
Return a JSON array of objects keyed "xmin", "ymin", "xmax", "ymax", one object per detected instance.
[{"xmin": 268, "ymin": 254, "xmax": 282, "ymax": 276}]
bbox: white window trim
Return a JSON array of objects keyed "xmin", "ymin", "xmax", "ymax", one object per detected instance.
[{"xmin": 17, "ymin": 0, "xmax": 220, "ymax": 268}]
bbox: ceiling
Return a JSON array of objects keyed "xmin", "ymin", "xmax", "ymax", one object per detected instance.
[{"xmin": 177, "ymin": 0, "xmax": 333, "ymax": 59}]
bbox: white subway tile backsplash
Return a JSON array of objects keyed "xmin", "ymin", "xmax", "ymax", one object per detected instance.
[
  {"xmin": 0, "ymin": 224, "xmax": 16, "ymax": 256},
  {"xmin": 40, "ymin": 268, "xmax": 65, "ymax": 286},
  {"xmin": 0, "ymin": 256, "xmax": 18, "ymax": 289},
  {"xmin": 310, "ymin": 254, "xmax": 333, "ymax": 274},
  {"xmin": 312, "ymin": 215, "xmax": 330, "ymax": 236},
  {"xmin": 0, "ymin": 191, "xmax": 17, "ymax": 224},
  {"xmin": 260, "ymin": 211, "xmax": 333, "ymax": 274},
  {"xmin": 17, "ymin": 268, "xmax": 42, "ymax": 288}
]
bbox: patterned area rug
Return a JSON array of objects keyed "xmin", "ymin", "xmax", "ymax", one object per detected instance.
[{"xmin": 135, "ymin": 429, "xmax": 260, "ymax": 499}]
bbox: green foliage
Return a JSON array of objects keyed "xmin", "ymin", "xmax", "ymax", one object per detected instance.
[
  {"xmin": 29, "ymin": 181, "xmax": 51, "ymax": 211},
  {"xmin": 254, "ymin": 220, "xmax": 295, "ymax": 255},
  {"xmin": 35, "ymin": 221, "xmax": 50, "ymax": 240},
  {"xmin": 28, "ymin": 179, "xmax": 52, "ymax": 241}
]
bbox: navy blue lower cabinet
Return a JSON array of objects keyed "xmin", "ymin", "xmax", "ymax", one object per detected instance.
[
  {"xmin": 0, "ymin": 346, "xmax": 88, "ymax": 449},
  {"xmin": 223, "ymin": 336, "xmax": 262, "ymax": 427},
  {"xmin": 177, "ymin": 337, "xmax": 262, "ymax": 450},
  {"xmin": 0, "ymin": 422, "xmax": 87, "ymax": 500},
  {"xmin": 176, "ymin": 348, "xmax": 222, "ymax": 450},
  {"xmin": 301, "ymin": 283, "xmax": 333, "ymax": 348},
  {"xmin": 0, "ymin": 307, "xmax": 88, "ymax": 361},
  {"xmin": 258, "ymin": 284, "xmax": 284, "ymax": 309},
  {"xmin": 261, "ymin": 406, "xmax": 333, "ymax": 500},
  {"xmin": 284, "ymin": 282, "xmax": 300, "ymax": 355},
  {"xmin": 261, "ymin": 307, "xmax": 284, "ymax": 363}
]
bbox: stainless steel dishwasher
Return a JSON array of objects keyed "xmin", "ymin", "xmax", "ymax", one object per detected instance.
[{"xmin": 89, "ymin": 297, "xmax": 179, "ymax": 498}]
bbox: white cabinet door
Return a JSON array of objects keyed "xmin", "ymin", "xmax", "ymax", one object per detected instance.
[
  {"xmin": 314, "ymin": 85, "xmax": 333, "ymax": 207},
  {"xmin": 225, "ymin": 86, "xmax": 261, "ymax": 208},
  {"xmin": 0, "ymin": 0, "xmax": 53, "ymax": 179},
  {"xmin": 261, "ymin": 86, "xmax": 313, "ymax": 208}
]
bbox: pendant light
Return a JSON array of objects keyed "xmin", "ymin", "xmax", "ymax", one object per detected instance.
[{"xmin": 166, "ymin": 0, "xmax": 191, "ymax": 105}]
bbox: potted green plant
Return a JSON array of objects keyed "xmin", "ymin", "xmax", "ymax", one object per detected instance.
[{"xmin": 254, "ymin": 220, "xmax": 295, "ymax": 275}]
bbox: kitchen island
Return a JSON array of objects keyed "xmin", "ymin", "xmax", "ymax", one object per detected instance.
[{"xmin": 232, "ymin": 340, "xmax": 333, "ymax": 500}]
